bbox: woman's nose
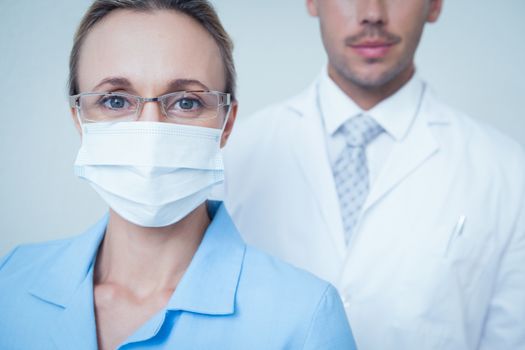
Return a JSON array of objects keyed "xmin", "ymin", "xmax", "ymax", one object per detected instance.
[{"xmin": 137, "ymin": 99, "xmax": 165, "ymax": 122}]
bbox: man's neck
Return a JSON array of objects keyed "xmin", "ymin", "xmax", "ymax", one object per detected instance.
[{"xmin": 328, "ymin": 65, "xmax": 415, "ymax": 111}]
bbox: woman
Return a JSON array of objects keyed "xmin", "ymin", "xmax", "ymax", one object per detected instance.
[{"xmin": 0, "ymin": 1, "xmax": 356, "ymax": 349}]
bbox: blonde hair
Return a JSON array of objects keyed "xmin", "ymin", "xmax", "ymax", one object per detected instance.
[{"xmin": 68, "ymin": 0, "xmax": 236, "ymax": 99}]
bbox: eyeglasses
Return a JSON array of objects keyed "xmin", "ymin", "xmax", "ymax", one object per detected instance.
[{"xmin": 69, "ymin": 90, "xmax": 231, "ymax": 124}]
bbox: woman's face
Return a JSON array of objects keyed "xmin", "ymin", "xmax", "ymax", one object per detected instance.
[{"xmin": 74, "ymin": 9, "xmax": 236, "ymax": 143}]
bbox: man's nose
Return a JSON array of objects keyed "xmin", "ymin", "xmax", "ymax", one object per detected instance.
[{"xmin": 357, "ymin": 0, "xmax": 388, "ymax": 26}]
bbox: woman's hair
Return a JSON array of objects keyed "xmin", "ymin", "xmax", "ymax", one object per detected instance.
[{"xmin": 68, "ymin": 0, "xmax": 236, "ymax": 100}]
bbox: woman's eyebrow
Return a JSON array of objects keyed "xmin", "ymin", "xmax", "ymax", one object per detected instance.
[
  {"xmin": 167, "ymin": 79, "xmax": 210, "ymax": 92},
  {"xmin": 90, "ymin": 77, "xmax": 211, "ymax": 93},
  {"xmin": 92, "ymin": 76, "xmax": 132, "ymax": 90}
]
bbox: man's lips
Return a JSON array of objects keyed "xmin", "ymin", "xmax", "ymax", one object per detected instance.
[{"xmin": 349, "ymin": 41, "xmax": 396, "ymax": 59}]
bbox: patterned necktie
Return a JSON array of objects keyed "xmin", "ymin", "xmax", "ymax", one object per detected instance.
[{"xmin": 333, "ymin": 115, "xmax": 384, "ymax": 245}]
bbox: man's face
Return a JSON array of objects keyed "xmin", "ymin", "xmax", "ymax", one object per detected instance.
[{"xmin": 307, "ymin": 0, "xmax": 442, "ymax": 90}]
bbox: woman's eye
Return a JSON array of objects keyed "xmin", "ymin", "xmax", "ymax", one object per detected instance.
[
  {"xmin": 101, "ymin": 96, "xmax": 129, "ymax": 109},
  {"xmin": 176, "ymin": 98, "xmax": 202, "ymax": 110}
]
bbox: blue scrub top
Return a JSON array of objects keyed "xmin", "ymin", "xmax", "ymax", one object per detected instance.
[{"xmin": 0, "ymin": 202, "xmax": 356, "ymax": 349}]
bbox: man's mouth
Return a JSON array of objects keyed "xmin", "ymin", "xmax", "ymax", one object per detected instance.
[
  {"xmin": 348, "ymin": 40, "xmax": 396, "ymax": 59},
  {"xmin": 345, "ymin": 26, "xmax": 402, "ymax": 60}
]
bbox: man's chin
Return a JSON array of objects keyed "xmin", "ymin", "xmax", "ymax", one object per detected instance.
[
  {"xmin": 342, "ymin": 65, "xmax": 410, "ymax": 91},
  {"xmin": 348, "ymin": 73, "xmax": 395, "ymax": 90}
]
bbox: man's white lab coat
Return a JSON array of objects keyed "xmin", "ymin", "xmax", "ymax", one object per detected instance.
[{"xmin": 222, "ymin": 77, "xmax": 525, "ymax": 349}]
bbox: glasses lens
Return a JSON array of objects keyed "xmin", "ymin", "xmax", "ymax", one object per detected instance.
[
  {"xmin": 163, "ymin": 92, "xmax": 222, "ymax": 121},
  {"xmin": 80, "ymin": 93, "xmax": 138, "ymax": 122}
]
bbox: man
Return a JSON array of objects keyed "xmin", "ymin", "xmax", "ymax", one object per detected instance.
[{"xmin": 223, "ymin": 0, "xmax": 525, "ymax": 349}]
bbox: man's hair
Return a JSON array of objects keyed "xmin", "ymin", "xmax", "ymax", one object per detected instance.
[{"xmin": 68, "ymin": 0, "xmax": 236, "ymax": 100}]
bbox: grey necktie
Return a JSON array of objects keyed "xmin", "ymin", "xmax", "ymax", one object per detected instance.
[{"xmin": 333, "ymin": 115, "xmax": 384, "ymax": 245}]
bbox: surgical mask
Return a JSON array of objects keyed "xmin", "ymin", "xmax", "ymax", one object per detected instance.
[{"xmin": 74, "ymin": 121, "xmax": 224, "ymax": 227}]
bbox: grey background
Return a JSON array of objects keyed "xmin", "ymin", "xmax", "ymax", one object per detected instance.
[{"xmin": 1, "ymin": 1, "xmax": 524, "ymax": 255}]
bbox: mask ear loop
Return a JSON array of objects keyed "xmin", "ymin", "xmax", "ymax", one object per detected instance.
[
  {"xmin": 211, "ymin": 100, "xmax": 232, "ymax": 200},
  {"xmin": 71, "ymin": 95, "xmax": 87, "ymax": 135},
  {"xmin": 76, "ymin": 109, "xmax": 84, "ymax": 130},
  {"xmin": 219, "ymin": 101, "xmax": 233, "ymax": 135}
]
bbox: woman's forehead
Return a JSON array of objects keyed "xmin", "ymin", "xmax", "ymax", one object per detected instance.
[{"xmin": 77, "ymin": 9, "xmax": 225, "ymax": 93}]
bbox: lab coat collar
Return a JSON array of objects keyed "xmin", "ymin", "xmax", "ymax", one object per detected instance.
[
  {"xmin": 28, "ymin": 201, "xmax": 244, "ymax": 316},
  {"xmin": 287, "ymin": 69, "xmax": 450, "ymax": 128},
  {"xmin": 287, "ymin": 76, "xmax": 319, "ymax": 118},
  {"xmin": 368, "ymin": 75, "xmax": 426, "ymax": 141},
  {"xmin": 310, "ymin": 67, "xmax": 430, "ymax": 142}
]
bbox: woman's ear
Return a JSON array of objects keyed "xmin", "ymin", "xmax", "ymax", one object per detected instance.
[
  {"xmin": 71, "ymin": 107, "xmax": 82, "ymax": 137},
  {"xmin": 220, "ymin": 102, "xmax": 238, "ymax": 148}
]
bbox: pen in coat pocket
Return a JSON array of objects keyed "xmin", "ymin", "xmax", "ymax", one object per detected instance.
[{"xmin": 445, "ymin": 215, "xmax": 467, "ymax": 255}]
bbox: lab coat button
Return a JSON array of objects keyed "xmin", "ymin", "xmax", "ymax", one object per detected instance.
[{"xmin": 342, "ymin": 296, "xmax": 351, "ymax": 309}]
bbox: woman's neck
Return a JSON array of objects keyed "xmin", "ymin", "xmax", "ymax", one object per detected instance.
[{"xmin": 94, "ymin": 203, "xmax": 210, "ymax": 297}]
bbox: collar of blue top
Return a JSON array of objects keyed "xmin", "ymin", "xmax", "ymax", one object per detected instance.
[{"xmin": 28, "ymin": 201, "xmax": 245, "ymax": 316}]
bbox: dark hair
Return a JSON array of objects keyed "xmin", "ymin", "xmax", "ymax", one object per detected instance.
[{"xmin": 68, "ymin": 0, "xmax": 236, "ymax": 100}]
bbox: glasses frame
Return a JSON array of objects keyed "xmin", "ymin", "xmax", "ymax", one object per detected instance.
[{"xmin": 69, "ymin": 90, "xmax": 232, "ymax": 124}]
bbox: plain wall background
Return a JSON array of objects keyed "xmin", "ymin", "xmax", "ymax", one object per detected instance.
[{"xmin": 1, "ymin": 0, "xmax": 524, "ymax": 255}]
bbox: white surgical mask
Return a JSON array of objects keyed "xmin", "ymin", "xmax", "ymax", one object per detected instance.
[{"xmin": 74, "ymin": 121, "xmax": 224, "ymax": 227}]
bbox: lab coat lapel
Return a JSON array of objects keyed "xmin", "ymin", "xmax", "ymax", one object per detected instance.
[
  {"xmin": 286, "ymin": 84, "xmax": 347, "ymax": 257},
  {"xmin": 363, "ymin": 90, "xmax": 440, "ymax": 212}
]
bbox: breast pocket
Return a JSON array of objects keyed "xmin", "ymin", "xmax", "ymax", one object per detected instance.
[
  {"xmin": 393, "ymin": 214, "xmax": 499, "ymax": 343},
  {"xmin": 441, "ymin": 215, "xmax": 498, "ymax": 293}
]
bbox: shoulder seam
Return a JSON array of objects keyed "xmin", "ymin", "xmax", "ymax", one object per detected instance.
[
  {"xmin": 300, "ymin": 283, "xmax": 331, "ymax": 350},
  {"xmin": 0, "ymin": 246, "xmax": 19, "ymax": 271}
]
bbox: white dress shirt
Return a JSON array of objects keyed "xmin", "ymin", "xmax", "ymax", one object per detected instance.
[{"xmin": 318, "ymin": 68, "xmax": 425, "ymax": 184}]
